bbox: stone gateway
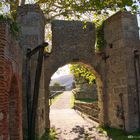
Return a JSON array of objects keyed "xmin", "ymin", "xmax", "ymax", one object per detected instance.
[{"xmin": 0, "ymin": 4, "xmax": 140, "ymax": 140}]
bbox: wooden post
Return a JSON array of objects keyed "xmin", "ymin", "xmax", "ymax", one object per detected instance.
[{"xmin": 26, "ymin": 42, "xmax": 48, "ymax": 140}]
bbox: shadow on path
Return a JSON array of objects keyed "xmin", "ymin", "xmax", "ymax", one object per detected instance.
[{"xmin": 50, "ymin": 91, "xmax": 109, "ymax": 140}]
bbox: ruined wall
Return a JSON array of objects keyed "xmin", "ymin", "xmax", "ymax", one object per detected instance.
[
  {"xmin": 45, "ymin": 11, "xmax": 140, "ymax": 132},
  {"xmin": 0, "ymin": 4, "xmax": 139, "ymax": 140},
  {"xmin": 44, "ymin": 20, "xmax": 106, "ymax": 129},
  {"xmin": 0, "ymin": 21, "xmax": 23, "ymax": 140},
  {"xmin": 17, "ymin": 4, "xmax": 46, "ymax": 139},
  {"xmin": 104, "ymin": 11, "xmax": 140, "ymax": 131}
]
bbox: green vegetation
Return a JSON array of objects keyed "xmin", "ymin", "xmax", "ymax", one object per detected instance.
[
  {"xmin": 75, "ymin": 98, "xmax": 97, "ymax": 103},
  {"xmin": 96, "ymin": 22, "xmax": 106, "ymax": 51},
  {"xmin": 1, "ymin": 0, "xmax": 139, "ymax": 22},
  {"xmin": 96, "ymin": 126, "xmax": 140, "ymax": 140},
  {"xmin": 36, "ymin": 0, "xmax": 139, "ymax": 21},
  {"xmin": 70, "ymin": 93, "xmax": 75, "ymax": 108},
  {"xmin": 40, "ymin": 128, "xmax": 58, "ymax": 140},
  {"xmin": 53, "ymin": 82, "xmax": 61, "ymax": 87},
  {"xmin": 70, "ymin": 64, "xmax": 96, "ymax": 85},
  {"xmin": 49, "ymin": 92, "xmax": 63, "ymax": 106}
]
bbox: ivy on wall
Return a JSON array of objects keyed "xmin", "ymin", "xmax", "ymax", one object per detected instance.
[
  {"xmin": 71, "ymin": 21, "xmax": 106, "ymax": 84},
  {"xmin": 95, "ymin": 21, "xmax": 106, "ymax": 52}
]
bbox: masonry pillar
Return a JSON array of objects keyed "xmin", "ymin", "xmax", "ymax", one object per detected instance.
[
  {"xmin": 104, "ymin": 11, "xmax": 140, "ymax": 132},
  {"xmin": 17, "ymin": 4, "xmax": 46, "ymax": 139}
]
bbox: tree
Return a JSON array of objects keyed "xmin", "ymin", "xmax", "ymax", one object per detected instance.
[
  {"xmin": 70, "ymin": 64, "xmax": 96, "ymax": 85},
  {"xmin": 36, "ymin": 0, "xmax": 139, "ymax": 21},
  {"xmin": 0, "ymin": 0, "xmax": 20, "ymax": 12},
  {"xmin": 0, "ymin": 0, "xmax": 139, "ymax": 22}
]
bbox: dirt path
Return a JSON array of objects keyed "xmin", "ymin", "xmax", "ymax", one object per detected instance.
[
  {"xmin": 50, "ymin": 91, "xmax": 111, "ymax": 140},
  {"xmin": 50, "ymin": 91, "xmax": 71, "ymax": 109}
]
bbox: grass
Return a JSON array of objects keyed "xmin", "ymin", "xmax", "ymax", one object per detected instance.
[
  {"xmin": 40, "ymin": 128, "xmax": 58, "ymax": 140},
  {"xmin": 49, "ymin": 92, "xmax": 63, "ymax": 106},
  {"xmin": 96, "ymin": 126, "xmax": 140, "ymax": 140},
  {"xmin": 70, "ymin": 93, "xmax": 75, "ymax": 108},
  {"xmin": 75, "ymin": 98, "xmax": 97, "ymax": 103}
]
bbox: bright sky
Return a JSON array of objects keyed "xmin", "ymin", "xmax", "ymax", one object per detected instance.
[{"xmin": 51, "ymin": 65, "xmax": 71, "ymax": 79}]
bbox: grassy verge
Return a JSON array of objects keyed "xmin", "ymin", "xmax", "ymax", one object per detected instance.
[
  {"xmin": 70, "ymin": 93, "xmax": 75, "ymax": 108},
  {"xmin": 96, "ymin": 126, "xmax": 140, "ymax": 140},
  {"xmin": 75, "ymin": 98, "xmax": 97, "ymax": 103},
  {"xmin": 49, "ymin": 92, "xmax": 63, "ymax": 106},
  {"xmin": 40, "ymin": 128, "xmax": 58, "ymax": 140}
]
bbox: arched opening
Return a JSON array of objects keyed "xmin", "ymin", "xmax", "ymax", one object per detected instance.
[
  {"xmin": 48, "ymin": 62, "xmax": 104, "ymax": 139},
  {"xmin": 9, "ymin": 75, "xmax": 21, "ymax": 140}
]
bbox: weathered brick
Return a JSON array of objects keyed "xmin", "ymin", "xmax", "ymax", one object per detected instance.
[{"xmin": 0, "ymin": 21, "xmax": 23, "ymax": 140}]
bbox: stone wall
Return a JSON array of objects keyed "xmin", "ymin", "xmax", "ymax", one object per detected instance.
[
  {"xmin": 0, "ymin": 21, "xmax": 23, "ymax": 140},
  {"xmin": 73, "ymin": 83, "xmax": 97, "ymax": 100},
  {"xmin": 74, "ymin": 101, "xmax": 99, "ymax": 122},
  {"xmin": 45, "ymin": 11, "xmax": 140, "ymax": 132},
  {"xmin": 16, "ymin": 7, "xmax": 140, "ymax": 135},
  {"xmin": 104, "ymin": 11, "xmax": 140, "ymax": 131},
  {"xmin": 0, "ymin": 6, "xmax": 137, "ymax": 140},
  {"xmin": 0, "ymin": 6, "xmax": 140, "ymax": 139},
  {"xmin": 17, "ymin": 4, "xmax": 46, "ymax": 139},
  {"xmin": 45, "ymin": 19, "xmax": 105, "ymax": 129}
]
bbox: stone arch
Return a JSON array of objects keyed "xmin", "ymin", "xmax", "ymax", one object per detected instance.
[
  {"xmin": 44, "ymin": 53, "xmax": 107, "ymax": 128},
  {"xmin": 9, "ymin": 74, "xmax": 21, "ymax": 140},
  {"xmin": 16, "ymin": 5, "xmax": 140, "ymax": 135},
  {"xmin": 44, "ymin": 20, "xmax": 108, "ymax": 129},
  {"xmin": 44, "ymin": 20, "xmax": 107, "ymax": 129},
  {"xmin": 43, "ymin": 11, "xmax": 140, "ymax": 133}
]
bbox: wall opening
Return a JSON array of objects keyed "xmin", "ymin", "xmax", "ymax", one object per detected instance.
[{"xmin": 48, "ymin": 62, "xmax": 103, "ymax": 139}]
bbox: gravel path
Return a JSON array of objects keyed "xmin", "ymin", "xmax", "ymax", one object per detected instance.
[{"xmin": 50, "ymin": 91, "xmax": 111, "ymax": 140}]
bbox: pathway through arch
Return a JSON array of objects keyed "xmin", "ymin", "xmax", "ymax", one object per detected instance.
[{"xmin": 50, "ymin": 91, "xmax": 110, "ymax": 140}]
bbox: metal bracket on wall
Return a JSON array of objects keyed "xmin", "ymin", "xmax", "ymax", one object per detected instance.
[{"xmin": 26, "ymin": 42, "xmax": 49, "ymax": 140}]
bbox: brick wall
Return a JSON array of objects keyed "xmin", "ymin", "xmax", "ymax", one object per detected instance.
[{"xmin": 0, "ymin": 21, "xmax": 23, "ymax": 140}]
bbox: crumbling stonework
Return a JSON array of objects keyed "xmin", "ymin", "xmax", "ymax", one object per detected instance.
[
  {"xmin": 44, "ymin": 20, "xmax": 106, "ymax": 129},
  {"xmin": 104, "ymin": 11, "xmax": 140, "ymax": 132},
  {"xmin": 0, "ymin": 21, "xmax": 23, "ymax": 140},
  {"xmin": 0, "ymin": 4, "xmax": 140, "ymax": 140},
  {"xmin": 44, "ymin": 11, "xmax": 140, "ymax": 132},
  {"xmin": 17, "ymin": 4, "xmax": 46, "ymax": 139}
]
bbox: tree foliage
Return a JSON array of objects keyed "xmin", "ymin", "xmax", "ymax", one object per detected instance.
[
  {"xmin": 35, "ymin": 0, "xmax": 140, "ymax": 21},
  {"xmin": 0, "ymin": 0, "xmax": 139, "ymax": 22},
  {"xmin": 0, "ymin": 0, "xmax": 20, "ymax": 15},
  {"xmin": 70, "ymin": 64, "xmax": 96, "ymax": 85}
]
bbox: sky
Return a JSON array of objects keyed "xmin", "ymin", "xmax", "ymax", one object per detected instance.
[{"xmin": 51, "ymin": 65, "xmax": 71, "ymax": 79}]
